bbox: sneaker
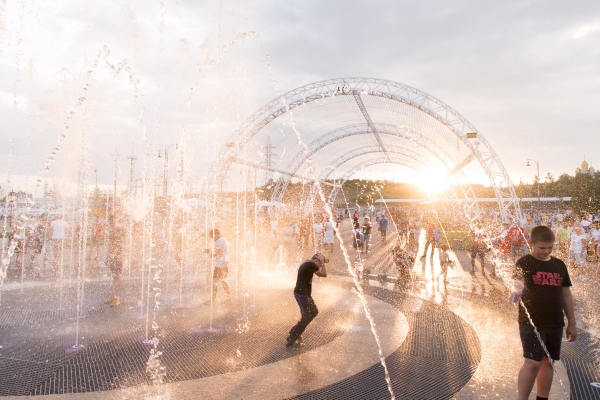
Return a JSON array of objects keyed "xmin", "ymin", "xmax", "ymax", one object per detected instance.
[
  {"xmin": 286, "ymin": 335, "xmax": 301, "ymax": 347},
  {"xmin": 110, "ymin": 298, "xmax": 121, "ymax": 307},
  {"xmin": 105, "ymin": 297, "xmax": 114, "ymax": 304}
]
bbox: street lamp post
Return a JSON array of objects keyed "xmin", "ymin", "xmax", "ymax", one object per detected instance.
[
  {"xmin": 526, "ymin": 159, "xmax": 540, "ymax": 205},
  {"xmin": 7, "ymin": 191, "xmax": 17, "ymax": 235},
  {"xmin": 158, "ymin": 144, "xmax": 178, "ymax": 197}
]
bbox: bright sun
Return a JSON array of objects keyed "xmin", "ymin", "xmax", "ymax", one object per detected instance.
[{"xmin": 416, "ymin": 170, "xmax": 450, "ymax": 196}]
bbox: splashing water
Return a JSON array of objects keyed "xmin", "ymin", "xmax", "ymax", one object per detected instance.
[{"xmin": 262, "ymin": 64, "xmax": 395, "ymax": 397}]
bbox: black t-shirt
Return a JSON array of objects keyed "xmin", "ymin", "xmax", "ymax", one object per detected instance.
[
  {"xmin": 362, "ymin": 222, "xmax": 372, "ymax": 235},
  {"xmin": 294, "ymin": 260, "xmax": 320, "ymax": 296},
  {"xmin": 513, "ymin": 254, "xmax": 572, "ymax": 328}
]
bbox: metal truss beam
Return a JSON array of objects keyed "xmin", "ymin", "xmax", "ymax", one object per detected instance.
[
  {"xmin": 446, "ymin": 154, "xmax": 475, "ymax": 177},
  {"xmin": 270, "ymin": 123, "xmax": 456, "ymax": 205},
  {"xmin": 353, "ymin": 93, "xmax": 388, "ymax": 157},
  {"xmin": 232, "ymin": 157, "xmax": 340, "ymax": 187}
]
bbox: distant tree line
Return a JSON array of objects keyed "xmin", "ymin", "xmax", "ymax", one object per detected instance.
[
  {"xmin": 469, "ymin": 172, "xmax": 599, "ymax": 213},
  {"xmin": 252, "ymin": 171, "xmax": 600, "ymax": 214}
]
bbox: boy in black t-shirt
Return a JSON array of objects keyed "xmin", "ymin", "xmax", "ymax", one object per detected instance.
[
  {"xmin": 510, "ymin": 225, "xmax": 577, "ymax": 400},
  {"xmin": 286, "ymin": 253, "xmax": 328, "ymax": 347}
]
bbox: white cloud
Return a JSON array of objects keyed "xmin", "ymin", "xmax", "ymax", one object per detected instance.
[{"xmin": 572, "ymin": 20, "xmax": 600, "ymax": 39}]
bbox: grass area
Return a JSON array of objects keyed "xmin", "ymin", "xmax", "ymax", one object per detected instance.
[{"xmin": 442, "ymin": 230, "xmax": 470, "ymax": 250}]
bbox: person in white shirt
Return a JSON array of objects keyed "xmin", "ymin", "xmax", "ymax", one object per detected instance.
[
  {"xmin": 270, "ymin": 218, "xmax": 278, "ymax": 239},
  {"xmin": 591, "ymin": 221, "xmax": 600, "ymax": 262},
  {"xmin": 205, "ymin": 229, "xmax": 231, "ymax": 305},
  {"xmin": 51, "ymin": 215, "xmax": 70, "ymax": 277},
  {"xmin": 323, "ymin": 215, "xmax": 335, "ymax": 262},
  {"xmin": 581, "ymin": 218, "xmax": 591, "ymax": 233},
  {"xmin": 313, "ymin": 218, "xmax": 323, "ymax": 251},
  {"xmin": 592, "ymin": 222, "xmax": 600, "ymax": 242},
  {"xmin": 51, "ymin": 216, "xmax": 70, "ymax": 239},
  {"xmin": 568, "ymin": 226, "xmax": 587, "ymax": 269}
]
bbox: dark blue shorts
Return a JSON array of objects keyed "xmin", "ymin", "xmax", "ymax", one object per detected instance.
[{"xmin": 519, "ymin": 324, "xmax": 563, "ymax": 362}]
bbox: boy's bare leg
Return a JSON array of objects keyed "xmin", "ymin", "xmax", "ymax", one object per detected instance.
[
  {"xmin": 535, "ymin": 357, "xmax": 553, "ymax": 398},
  {"xmin": 517, "ymin": 358, "xmax": 542, "ymax": 400}
]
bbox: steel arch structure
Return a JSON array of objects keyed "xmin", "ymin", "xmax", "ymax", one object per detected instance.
[
  {"xmin": 303, "ymin": 151, "xmax": 472, "ymax": 220},
  {"xmin": 210, "ymin": 77, "xmax": 522, "ymax": 222},
  {"xmin": 268, "ymin": 122, "xmax": 483, "ymax": 208},
  {"xmin": 270, "ymin": 122, "xmax": 458, "ymax": 204}
]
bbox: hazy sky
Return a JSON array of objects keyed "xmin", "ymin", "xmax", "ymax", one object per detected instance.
[{"xmin": 1, "ymin": 0, "xmax": 599, "ymax": 194}]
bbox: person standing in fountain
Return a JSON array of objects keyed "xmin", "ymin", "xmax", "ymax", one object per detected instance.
[
  {"xmin": 206, "ymin": 229, "xmax": 231, "ymax": 305},
  {"xmin": 379, "ymin": 214, "xmax": 388, "ymax": 244},
  {"xmin": 88, "ymin": 217, "xmax": 105, "ymax": 269},
  {"xmin": 286, "ymin": 252, "xmax": 328, "ymax": 347},
  {"xmin": 468, "ymin": 223, "xmax": 487, "ymax": 275},
  {"xmin": 323, "ymin": 215, "xmax": 335, "ymax": 262},
  {"xmin": 555, "ymin": 220, "xmax": 571, "ymax": 259},
  {"xmin": 510, "ymin": 225, "xmax": 577, "ymax": 400},
  {"xmin": 50, "ymin": 214, "xmax": 70, "ymax": 279},
  {"xmin": 420, "ymin": 221, "xmax": 440, "ymax": 261},
  {"xmin": 362, "ymin": 216, "xmax": 372, "ymax": 254},
  {"xmin": 105, "ymin": 215, "xmax": 125, "ymax": 307},
  {"xmin": 313, "ymin": 217, "xmax": 323, "ymax": 252}
]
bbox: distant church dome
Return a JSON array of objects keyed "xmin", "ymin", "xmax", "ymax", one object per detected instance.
[{"xmin": 576, "ymin": 158, "xmax": 594, "ymax": 175}]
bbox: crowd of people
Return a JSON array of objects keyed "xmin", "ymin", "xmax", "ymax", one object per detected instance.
[{"xmin": 1, "ymin": 201, "xmax": 589, "ymax": 399}]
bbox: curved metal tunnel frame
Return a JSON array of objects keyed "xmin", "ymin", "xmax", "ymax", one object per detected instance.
[{"xmin": 209, "ymin": 77, "xmax": 522, "ymax": 223}]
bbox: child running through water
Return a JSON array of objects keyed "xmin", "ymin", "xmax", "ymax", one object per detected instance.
[
  {"xmin": 437, "ymin": 244, "xmax": 451, "ymax": 284},
  {"xmin": 510, "ymin": 225, "xmax": 577, "ymax": 400}
]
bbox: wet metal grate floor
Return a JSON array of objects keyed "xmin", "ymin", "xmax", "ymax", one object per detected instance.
[
  {"xmin": 562, "ymin": 330, "xmax": 600, "ymax": 400},
  {"xmin": 0, "ymin": 285, "xmax": 353, "ymax": 396},
  {"xmin": 2, "ymin": 279, "xmax": 597, "ymax": 399},
  {"xmin": 292, "ymin": 285, "xmax": 482, "ymax": 400}
]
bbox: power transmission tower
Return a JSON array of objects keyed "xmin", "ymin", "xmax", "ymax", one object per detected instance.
[
  {"xmin": 126, "ymin": 149, "xmax": 137, "ymax": 194},
  {"xmin": 262, "ymin": 136, "xmax": 277, "ymax": 183},
  {"xmin": 111, "ymin": 150, "xmax": 120, "ymax": 212}
]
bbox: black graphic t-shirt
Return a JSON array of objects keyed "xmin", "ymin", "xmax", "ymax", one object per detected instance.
[
  {"xmin": 362, "ymin": 222, "xmax": 372, "ymax": 236},
  {"xmin": 294, "ymin": 261, "xmax": 320, "ymax": 297},
  {"xmin": 513, "ymin": 254, "xmax": 572, "ymax": 328}
]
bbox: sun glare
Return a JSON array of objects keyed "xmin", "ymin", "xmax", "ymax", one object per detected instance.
[{"xmin": 416, "ymin": 170, "xmax": 450, "ymax": 196}]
